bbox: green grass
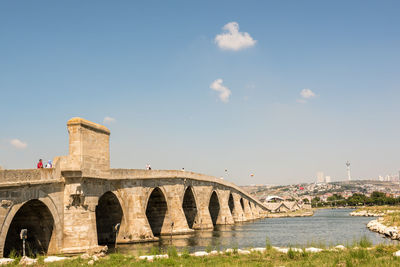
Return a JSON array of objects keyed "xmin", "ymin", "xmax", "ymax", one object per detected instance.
[
  {"xmin": 4, "ymin": 237, "xmax": 399, "ymax": 267},
  {"xmin": 6, "ymin": 243, "xmax": 400, "ymax": 267}
]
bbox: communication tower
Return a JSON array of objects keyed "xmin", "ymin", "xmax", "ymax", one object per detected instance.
[{"xmin": 346, "ymin": 161, "xmax": 351, "ymax": 181}]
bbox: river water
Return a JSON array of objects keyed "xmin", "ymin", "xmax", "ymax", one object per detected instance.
[{"xmin": 116, "ymin": 209, "xmax": 397, "ymax": 254}]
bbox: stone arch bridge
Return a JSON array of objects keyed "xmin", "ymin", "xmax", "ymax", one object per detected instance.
[{"xmin": 0, "ymin": 118, "xmax": 267, "ymax": 257}]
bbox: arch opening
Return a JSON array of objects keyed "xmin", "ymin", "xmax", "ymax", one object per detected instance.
[
  {"xmin": 208, "ymin": 191, "xmax": 220, "ymax": 226},
  {"xmin": 95, "ymin": 191, "xmax": 123, "ymax": 246},
  {"xmin": 146, "ymin": 187, "xmax": 168, "ymax": 236},
  {"xmin": 228, "ymin": 193, "xmax": 234, "ymax": 215},
  {"xmin": 3, "ymin": 200, "xmax": 55, "ymax": 257},
  {"xmin": 182, "ymin": 187, "xmax": 197, "ymax": 229},
  {"xmin": 240, "ymin": 198, "xmax": 244, "ymax": 211}
]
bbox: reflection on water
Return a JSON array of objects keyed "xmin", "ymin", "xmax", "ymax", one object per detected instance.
[{"xmin": 115, "ymin": 209, "xmax": 398, "ymax": 255}]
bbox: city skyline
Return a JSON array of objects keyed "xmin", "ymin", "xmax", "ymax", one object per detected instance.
[{"xmin": 1, "ymin": 1, "xmax": 400, "ymax": 185}]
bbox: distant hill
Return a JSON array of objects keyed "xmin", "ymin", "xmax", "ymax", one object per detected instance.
[{"xmin": 241, "ymin": 180, "xmax": 400, "ymax": 202}]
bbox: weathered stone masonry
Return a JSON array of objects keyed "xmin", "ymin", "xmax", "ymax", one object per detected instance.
[{"xmin": 0, "ymin": 118, "xmax": 268, "ymax": 257}]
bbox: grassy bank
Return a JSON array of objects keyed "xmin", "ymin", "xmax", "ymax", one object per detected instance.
[
  {"xmin": 381, "ymin": 212, "xmax": 400, "ymax": 227},
  {"xmin": 6, "ymin": 242, "xmax": 400, "ymax": 267},
  {"xmin": 355, "ymin": 206, "xmax": 400, "ymax": 213},
  {"xmin": 354, "ymin": 206, "xmax": 400, "ymax": 227}
]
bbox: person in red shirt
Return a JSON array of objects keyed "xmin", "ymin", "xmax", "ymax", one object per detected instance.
[{"xmin": 37, "ymin": 159, "xmax": 43, "ymax": 169}]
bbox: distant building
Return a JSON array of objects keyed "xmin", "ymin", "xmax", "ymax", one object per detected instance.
[
  {"xmin": 317, "ymin": 172, "xmax": 324, "ymax": 183},
  {"xmin": 325, "ymin": 176, "xmax": 331, "ymax": 183}
]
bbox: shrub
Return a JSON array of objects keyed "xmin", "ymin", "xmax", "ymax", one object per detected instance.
[
  {"xmin": 358, "ymin": 235, "xmax": 372, "ymax": 248},
  {"xmin": 205, "ymin": 244, "xmax": 213, "ymax": 253},
  {"xmin": 167, "ymin": 246, "xmax": 178, "ymax": 258},
  {"xmin": 287, "ymin": 248, "xmax": 295, "ymax": 259},
  {"xmin": 181, "ymin": 247, "xmax": 190, "ymax": 258},
  {"xmin": 150, "ymin": 246, "xmax": 161, "ymax": 255}
]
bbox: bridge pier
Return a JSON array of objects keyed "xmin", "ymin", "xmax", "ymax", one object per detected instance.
[
  {"xmin": 162, "ymin": 184, "xmax": 193, "ymax": 235},
  {"xmin": 242, "ymin": 198, "xmax": 254, "ymax": 221},
  {"xmin": 61, "ymin": 204, "xmax": 100, "ymax": 254},
  {"xmin": 191, "ymin": 186, "xmax": 214, "ymax": 229},
  {"xmin": 61, "ymin": 182, "xmax": 101, "ymax": 254},
  {"xmin": 250, "ymin": 202, "xmax": 260, "ymax": 219},
  {"xmin": 115, "ymin": 187, "xmax": 155, "ymax": 243},
  {"xmin": 232, "ymin": 193, "xmax": 246, "ymax": 222},
  {"xmin": 215, "ymin": 189, "xmax": 234, "ymax": 225}
]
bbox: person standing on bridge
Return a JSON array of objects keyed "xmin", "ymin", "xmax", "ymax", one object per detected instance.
[
  {"xmin": 45, "ymin": 160, "xmax": 52, "ymax": 168},
  {"xmin": 37, "ymin": 159, "xmax": 43, "ymax": 169}
]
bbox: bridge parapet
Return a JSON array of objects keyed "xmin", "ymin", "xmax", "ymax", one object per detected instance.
[{"xmin": 0, "ymin": 168, "xmax": 61, "ymax": 187}]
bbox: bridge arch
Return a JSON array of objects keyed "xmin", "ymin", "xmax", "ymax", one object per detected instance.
[
  {"xmin": 95, "ymin": 191, "xmax": 123, "ymax": 246},
  {"xmin": 228, "ymin": 193, "xmax": 235, "ymax": 216},
  {"xmin": 208, "ymin": 191, "xmax": 220, "ymax": 226},
  {"xmin": 240, "ymin": 198, "xmax": 244, "ymax": 211},
  {"xmin": 1, "ymin": 199, "xmax": 58, "ymax": 257},
  {"xmin": 182, "ymin": 186, "xmax": 198, "ymax": 229},
  {"xmin": 145, "ymin": 187, "xmax": 168, "ymax": 236}
]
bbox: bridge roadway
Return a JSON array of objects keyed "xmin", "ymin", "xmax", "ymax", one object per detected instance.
[{"xmin": 0, "ymin": 118, "xmax": 268, "ymax": 257}]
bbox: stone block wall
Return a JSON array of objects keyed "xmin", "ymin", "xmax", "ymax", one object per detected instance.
[{"xmin": 62, "ymin": 117, "xmax": 110, "ymax": 178}]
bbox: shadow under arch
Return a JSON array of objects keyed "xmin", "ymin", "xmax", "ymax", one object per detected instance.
[
  {"xmin": 228, "ymin": 193, "xmax": 234, "ymax": 216},
  {"xmin": 3, "ymin": 199, "xmax": 55, "ymax": 257},
  {"xmin": 95, "ymin": 191, "xmax": 123, "ymax": 246},
  {"xmin": 208, "ymin": 191, "xmax": 220, "ymax": 226},
  {"xmin": 182, "ymin": 186, "xmax": 197, "ymax": 229},
  {"xmin": 145, "ymin": 187, "xmax": 168, "ymax": 236},
  {"xmin": 240, "ymin": 198, "xmax": 244, "ymax": 211}
]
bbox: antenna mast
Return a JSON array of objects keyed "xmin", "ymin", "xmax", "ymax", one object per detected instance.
[{"xmin": 346, "ymin": 161, "xmax": 351, "ymax": 181}]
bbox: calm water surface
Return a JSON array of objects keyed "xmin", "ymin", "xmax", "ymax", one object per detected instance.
[{"xmin": 116, "ymin": 209, "xmax": 397, "ymax": 254}]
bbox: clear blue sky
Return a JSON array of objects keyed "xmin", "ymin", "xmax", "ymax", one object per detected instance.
[{"xmin": 1, "ymin": 1, "xmax": 399, "ymax": 185}]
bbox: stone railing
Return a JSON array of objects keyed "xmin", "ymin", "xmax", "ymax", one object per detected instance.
[{"xmin": 0, "ymin": 168, "xmax": 61, "ymax": 187}]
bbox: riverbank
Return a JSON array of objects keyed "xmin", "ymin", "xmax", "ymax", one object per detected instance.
[
  {"xmin": 266, "ymin": 209, "xmax": 314, "ymax": 218},
  {"xmin": 367, "ymin": 212, "xmax": 400, "ymax": 240},
  {"xmin": 350, "ymin": 206, "xmax": 400, "ymax": 217},
  {"xmin": 349, "ymin": 206, "xmax": 400, "ymax": 240},
  {"xmin": 3, "ymin": 243, "xmax": 400, "ymax": 266}
]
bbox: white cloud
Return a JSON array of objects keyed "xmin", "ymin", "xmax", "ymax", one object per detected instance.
[
  {"xmin": 10, "ymin": 139, "xmax": 27, "ymax": 149},
  {"xmin": 103, "ymin": 116, "xmax": 116, "ymax": 124},
  {"xmin": 215, "ymin": 22, "xmax": 256, "ymax": 51},
  {"xmin": 297, "ymin": 89, "xmax": 316, "ymax": 103},
  {"xmin": 300, "ymin": 88, "xmax": 316, "ymax": 99},
  {"xmin": 210, "ymin": 79, "xmax": 231, "ymax": 103}
]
